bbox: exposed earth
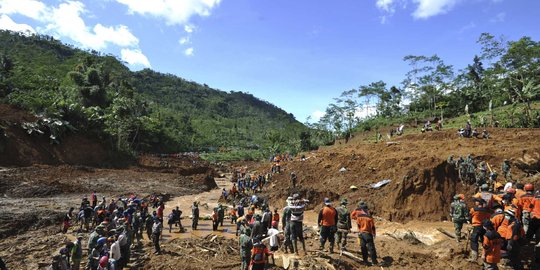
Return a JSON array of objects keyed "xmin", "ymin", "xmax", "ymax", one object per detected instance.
[{"xmin": 1, "ymin": 103, "xmax": 540, "ymax": 269}]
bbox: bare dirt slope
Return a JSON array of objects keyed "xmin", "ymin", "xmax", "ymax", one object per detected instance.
[
  {"xmin": 264, "ymin": 129, "xmax": 540, "ymax": 222},
  {"xmin": 0, "ymin": 103, "xmax": 122, "ymax": 167}
]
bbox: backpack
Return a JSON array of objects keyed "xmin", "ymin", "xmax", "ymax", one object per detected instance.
[{"xmin": 252, "ymin": 244, "xmax": 266, "ymax": 263}]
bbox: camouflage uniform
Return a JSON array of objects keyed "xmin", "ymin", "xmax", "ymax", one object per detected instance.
[
  {"xmin": 502, "ymin": 160, "xmax": 512, "ymax": 182},
  {"xmin": 450, "ymin": 195, "xmax": 469, "ymax": 242},
  {"xmin": 335, "ymin": 199, "xmax": 352, "ymax": 250}
]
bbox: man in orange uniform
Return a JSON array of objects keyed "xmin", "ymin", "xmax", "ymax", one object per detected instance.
[
  {"xmin": 482, "ymin": 220, "xmax": 503, "ymax": 270},
  {"xmin": 351, "ymin": 202, "xmax": 378, "ymax": 266},
  {"xmin": 519, "ymin": 183, "xmax": 534, "ymax": 234},
  {"xmin": 491, "ymin": 205, "xmax": 505, "ymax": 232},
  {"xmin": 469, "ymin": 198, "xmax": 492, "ymax": 263},
  {"xmin": 250, "ymin": 236, "xmax": 272, "ymax": 270},
  {"xmin": 499, "ymin": 209, "xmax": 524, "ymax": 269},
  {"xmin": 318, "ymin": 198, "xmax": 338, "ymax": 253},
  {"xmin": 528, "ymin": 190, "xmax": 540, "ymax": 241}
]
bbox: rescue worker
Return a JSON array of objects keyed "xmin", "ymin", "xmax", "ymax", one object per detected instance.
[
  {"xmin": 272, "ymin": 208, "xmax": 280, "ymax": 225},
  {"xmin": 239, "ymin": 227, "xmax": 253, "ymax": 270},
  {"xmin": 476, "ymin": 161, "xmax": 488, "ymax": 187},
  {"xmin": 502, "ymin": 159, "xmax": 512, "ymax": 182},
  {"xmin": 282, "ymin": 197, "xmax": 293, "ymax": 253},
  {"xmin": 351, "ymin": 202, "xmax": 378, "ymax": 266},
  {"xmin": 336, "ymin": 198, "xmax": 352, "ymax": 250},
  {"xmin": 482, "ymin": 220, "xmax": 502, "ymax": 270},
  {"xmin": 469, "ymin": 198, "xmax": 491, "ymax": 263},
  {"xmin": 151, "ymin": 218, "xmax": 162, "ymax": 255},
  {"xmin": 289, "ymin": 194, "xmax": 307, "ymax": 255},
  {"xmin": 500, "ymin": 209, "xmax": 524, "ymax": 269},
  {"xmin": 450, "ymin": 194, "xmax": 468, "ymax": 242},
  {"xmin": 251, "ymin": 236, "xmax": 272, "ymax": 270},
  {"xmin": 71, "ymin": 234, "xmax": 83, "ymax": 270},
  {"xmin": 192, "ymin": 201, "xmax": 199, "ymax": 230},
  {"xmin": 491, "ymin": 205, "xmax": 505, "ymax": 232},
  {"xmin": 519, "ymin": 184, "xmax": 534, "ymax": 234},
  {"xmin": 290, "ymin": 172, "xmax": 297, "ymax": 188},
  {"xmin": 474, "ymin": 184, "xmax": 496, "ymax": 209},
  {"xmin": 145, "ymin": 212, "xmax": 154, "ymax": 240},
  {"xmin": 318, "ymin": 198, "xmax": 338, "ymax": 253},
  {"xmin": 217, "ymin": 203, "xmax": 225, "ymax": 227},
  {"xmin": 251, "ymin": 214, "xmax": 264, "ymax": 240},
  {"xmin": 527, "ymin": 190, "xmax": 540, "ymax": 241}
]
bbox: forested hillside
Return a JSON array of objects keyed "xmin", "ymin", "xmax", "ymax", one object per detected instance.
[{"xmin": 0, "ymin": 30, "xmax": 306, "ymax": 159}]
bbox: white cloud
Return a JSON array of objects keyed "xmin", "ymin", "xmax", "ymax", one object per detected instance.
[
  {"xmin": 121, "ymin": 48, "xmax": 151, "ymax": 67},
  {"xmin": 376, "ymin": 0, "xmax": 395, "ymax": 12},
  {"xmin": 0, "ymin": 0, "xmax": 47, "ymax": 20},
  {"xmin": 0, "ymin": 1, "xmax": 141, "ymax": 51},
  {"xmin": 0, "ymin": 14, "xmax": 35, "ymax": 34},
  {"xmin": 184, "ymin": 24, "xmax": 194, "ymax": 33},
  {"xmin": 42, "ymin": 1, "xmax": 139, "ymax": 50},
  {"xmin": 116, "ymin": 0, "xmax": 222, "ymax": 25},
  {"xmin": 411, "ymin": 0, "xmax": 461, "ymax": 19},
  {"xmin": 184, "ymin": 47, "xmax": 194, "ymax": 56},
  {"xmin": 179, "ymin": 36, "xmax": 190, "ymax": 45},
  {"xmin": 311, "ymin": 110, "xmax": 326, "ymax": 122},
  {"xmin": 490, "ymin": 12, "xmax": 506, "ymax": 23}
]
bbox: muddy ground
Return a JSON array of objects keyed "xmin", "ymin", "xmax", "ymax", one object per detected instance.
[{"xmin": 1, "ymin": 122, "xmax": 540, "ymax": 269}]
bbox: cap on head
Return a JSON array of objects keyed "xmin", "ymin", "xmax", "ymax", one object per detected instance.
[
  {"xmin": 341, "ymin": 198, "xmax": 348, "ymax": 205},
  {"xmin": 324, "ymin": 198, "xmax": 331, "ymax": 205},
  {"xmin": 453, "ymin": 195, "xmax": 461, "ymax": 200},
  {"xmin": 350, "ymin": 185, "xmax": 358, "ymax": 191},
  {"xmin": 481, "ymin": 184, "xmax": 489, "ymax": 191}
]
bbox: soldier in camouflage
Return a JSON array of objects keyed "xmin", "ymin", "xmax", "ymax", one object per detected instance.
[
  {"xmin": 502, "ymin": 159, "xmax": 512, "ymax": 182},
  {"xmin": 450, "ymin": 194, "xmax": 469, "ymax": 242},
  {"xmin": 336, "ymin": 198, "xmax": 352, "ymax": 250}
]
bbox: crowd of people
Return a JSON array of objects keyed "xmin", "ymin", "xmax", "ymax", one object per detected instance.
[
  {"xmin": 450, "ymin": 165, "xmax": 540, "ymax": 269},
  {"xmin": 48, "ymin": 148, "xmax": 539, "ymax": 270}
]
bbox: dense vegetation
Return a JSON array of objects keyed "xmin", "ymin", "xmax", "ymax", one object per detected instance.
[
  {"xmin": 310, "ymin": 33, "xmax": 540, "ymax": 139},
  {"xmin": 0, "ymin": 30, "xmax": 306, "ymax": 160}
]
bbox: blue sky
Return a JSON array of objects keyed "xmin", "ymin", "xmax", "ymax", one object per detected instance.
[{"xmin": 1, "ymin": 0, "xmax": 539, "ymax": 122}]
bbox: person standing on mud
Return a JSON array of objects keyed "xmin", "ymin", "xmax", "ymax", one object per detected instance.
[
  {"xmin": 289, "ymin": 194, "xmax": 308, "ymax": 255},
  {"xmin": 217, "ymin": 203, "xmax": 225, "ymax": 227},
  {"xmin": 450, "ymin": 194, "xmax": 468, "ymax": 242},
  {"xmin": 290, "ymin": 172, "xmax": 297, "ymax": 188},
  {"xmin": 251, "ymin": 236, "xmax": 272, "ymax": 270},
  {"xmin": 318, "ymin": 198, "xmax": 338, "ymax": 253},
  {"xmin": 63, "ymin": 207, "xmax": 74, "ymax": 234},
  {"xmin": 336, "ymin": 198, "xmax": 352, "ymax": 250},
  {"xmin": 145, "ymin": 212, "xmax": 154, "ymax": 240},
  {"xmin": 468, "ymin": 198, "xmax": 491, "ymax": 263},
  {"xmin": 482, "ymin": 220, "xmax": 502, "ymax": 270},
  {"xmin": 239, "ymin": 227, "xmax": 253, "ymax": 270},
  {"xmin": 281, "ymin": 197, "xmax": 293, "ymax": 253},
  {"xmin": 191, "ymin": 202, "xmax": 199, "ymax": 230},
  {"xmin": 502, "ymin": 159, "xmax": 512, "ymax": 182},
  {"xmin": 71, "ymin": 234, "xmax": 83, "ymax": 270},
  {"xmin": 351, "ymin": 202, "xmax": 379, "ymax": 266},
  {"xmin": 151, "ymin": 218, "xmax": 163, "ymax": 255},
  {"xmin": 157, "ymin": 202, "xmax": 164, "ymax": 222}
]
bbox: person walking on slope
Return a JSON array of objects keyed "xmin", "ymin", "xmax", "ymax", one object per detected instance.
[
  {"xmin": 351, "ymin": 202, "xmax": 379, "ymax": 266},
  {"xmin": 251, "ymin": 236, "xmax": 273, "ymax": 270},
  {"xmin": 318, "ymin": 198, "xmax": 338, "ymax": 253},
  {"xmin": 469, "ymin": 198, "xmax": 491, "ymax": 263},
  {"xmin": 239, "ymin": 227, "xmax": 253, "ymax": 270},
  {"xmin": 519, "ymin": 184, "xmax": 534, "ymax": 234},
  {"xmin": 151, "ymin": 218, "xmax": 163, "ymax": 255},
  {"xmin": 500, "ymin": 209, "xmax": 524, "ymax": 269},
  {"xmin": 482, "ymin": 220, "xmax": 503, "ymax": 270},
  {"xmin": 336, "ymin": 198, "xmax": 352, "ymax": 250},
  {"xmin": 450, "ymin": 194, "xmax": 469, "ymax": 242}
]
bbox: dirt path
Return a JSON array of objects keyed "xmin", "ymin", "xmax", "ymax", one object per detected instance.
[{"xmin": 161, "ymin": 172, "xmax": 238, "ymax": 241}]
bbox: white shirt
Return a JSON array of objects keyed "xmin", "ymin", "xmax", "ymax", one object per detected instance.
[
  {"xmin": 267, "ymin": 228, "xmax": 279, "ymax": 248},
  {"xmin": 111, "ymin": 241, "xmax": 121, "ymax": 260}
]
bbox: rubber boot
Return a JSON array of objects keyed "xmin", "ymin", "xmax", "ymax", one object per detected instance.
[
  {"xmin": 292, "ymin": 240, "xmax": 299, "ymax": 255},
  {"xmin": 468, "ymin": 251, "xmax": 478, "ymax": 262},
  {"xmin": 329, "ymin": 243, "xmax": 334, "ymax": 254},
  {"xmin": 301, "ymin": 240, "xmax": 307, "ymax": 255}
]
